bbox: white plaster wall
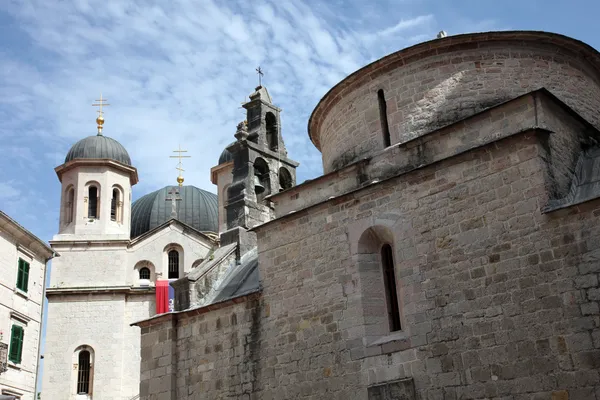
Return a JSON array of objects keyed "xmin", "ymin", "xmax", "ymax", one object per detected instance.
[
  {"xmin": 0, "ymin": 230, "xmax": 46, "ymax": 400},
  {"xmin": 48, "ymin": 244, "xmax": 128, "ymax": 288},
  {"xmin": 42, "ymin": 294, "xmax": 152, "ymax": 400},
  {"xmin": 127, "ymin": 224, "xmax": 214, "ymax": 284},
  {"xmin": 55, "ymin": 166, "xmax": 132, "ymax": 241}
]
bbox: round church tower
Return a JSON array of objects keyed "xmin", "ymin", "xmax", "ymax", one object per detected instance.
[{"xmin": 309, "ymin": 31, "xmax": 600, "ymax": 173}]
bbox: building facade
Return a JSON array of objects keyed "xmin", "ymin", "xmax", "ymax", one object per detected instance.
[
  {"xmin": 135, "ymin": 31, "xmax": 600, "ymax": 399},
  {"xmin": 0, "ymin": 211, "xmax": 55, "ymax": 400},
  {"xmin": 41, "ymin": 119, "xmax": 220, "ymax": 399}
]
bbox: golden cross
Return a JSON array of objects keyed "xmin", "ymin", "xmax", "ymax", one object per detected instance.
[
  {"xmin": 92, "ymin": 93, "xmax": 110, "ymax": 118},
  {"xmin": 169, "ymin": 145, "xmax": 191, "ymax": 186}
]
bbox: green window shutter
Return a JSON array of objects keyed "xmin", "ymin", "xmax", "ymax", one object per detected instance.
[
  {"xmin": 23, "ymin": 261, "xmax": 30, "ymax": 292},
  {"xmin": 16, "ymin": 259, "xmax": 23, "ymax": 290},
  {"xmin": 9, "ymin": 325, "xmax": 24, "ymax": 364},
  {"xmin": 16, "ymin": 259, "xmax": 30, "ymax": 292}
]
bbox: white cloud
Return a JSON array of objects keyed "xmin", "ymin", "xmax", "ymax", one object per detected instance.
[{"xmin": 1, "ymin": 0, "xmax": 471, "ymax": 241}]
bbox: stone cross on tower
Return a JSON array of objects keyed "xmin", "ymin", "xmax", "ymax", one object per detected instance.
[{"xmin": 165, "ymin": 187, "xmax": 182, "ymax": 219}]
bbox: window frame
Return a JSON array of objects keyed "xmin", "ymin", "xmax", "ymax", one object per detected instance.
[
  {"xmin": 88, "ymin": 185, "xmax": 99, "ymax": 219},
  {"xmin": 139, "ymin": 267, "xmax": 151, "ymax": 280},
  {"xmin": 8, "ymin": 324, "xmax": 24, "ymax": 364},
  {"xmin": 16, "ymin": 258, "xmax": 30, "ymax": 293},
  {"xmin": 168, "ymin": 250, "xmax": 179, "ymax": 279},
  {"xmin": 77, "ymin": 350, "xmax": 91, "ymax": 394}
]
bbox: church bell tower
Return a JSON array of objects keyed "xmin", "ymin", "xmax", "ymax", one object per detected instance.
[{"xmin": 222, "ymin": 84, "xmax": 299, "ymax": 251}]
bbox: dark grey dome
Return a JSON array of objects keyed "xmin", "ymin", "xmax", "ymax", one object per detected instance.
[
  {"xmin": 131, "ymin": 185, "xmax": 218, "ymax": 238},
  {"xmin": 65, "ymin": 135, "xmax": 131, "ymax": 166},
  {"xmin": 218, "ymin": 142, "xmax": 235, "ymax": 165}
]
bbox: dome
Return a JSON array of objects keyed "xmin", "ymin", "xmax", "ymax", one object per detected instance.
[
  {"xmin": 218, "ymin": 142, "xmax": 235, "ymax": 165},
  {"xmin": 65, "ymin": 135, "xmax": 131, "ymax": 166},
  {"xmin": 131, "ymin": 185, "xmax": 218, "ymax": 238}
]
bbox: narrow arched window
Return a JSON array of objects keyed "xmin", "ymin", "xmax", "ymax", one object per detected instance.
[
  {"xmin": 77, "ymin": 350, "xmax": 91, "ymax": 394},
  {"xmin": 168, "ymin": 250, "xmax": 179, "ymax": 279},
  {"xmin": 111, "ymin": 188, "xmax": 120, "ymax": 222},
  {"xmin": 66, "ymin": 188, "xmax": 75, "ymax": 223},
  {"xmin": 266, "ymin": 112, "xmax": 278, "ymax": 151},
  {"xmin": 139, "ymin": 267, "xmax": 150, "ymax": 280},
  {"xmin": 378, "ymin": 89, "xmax": 391, "ymax": 148},
  {"xmin": 88, "ymin": 186, "xmax": 98, "ymax": 219},
  {"xmin": 381, "ymin": 244, "xmax": 401, "ymax": 332}
]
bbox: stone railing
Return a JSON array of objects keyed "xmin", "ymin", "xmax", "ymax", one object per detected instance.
[{"xmin": 0, "ymin": 342, "xmax": 8, "ymax": 374}]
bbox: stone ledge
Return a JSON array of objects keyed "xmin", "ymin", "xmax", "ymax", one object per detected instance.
[{"xmin": 46, "ymin": 286, "xmax": 154, "ymax": 297}]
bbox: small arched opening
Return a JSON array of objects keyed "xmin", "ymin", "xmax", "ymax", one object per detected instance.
[
  {"xmin": 253, "ymin": 157, "xmax": 270, "ymax": 200},
  {"xmin": 72, "ymin": 345, "xmax": 94, "ymax": 397},
  {"xmin": 356, "ymin": 225, "xmax": 403, "ymax": 337},
  {"xmin": 86, "ymin": 183, "xmax": 100, "ymax": 219},
  {"xmin": 111, "ymin": 186, "xmax": 124, "ymax": 223},
  {"xmin": 65, "ymin": 186, "xmax": 75, "ymax": 224},
  {"xmin": 265, "ymin": 112, "xmax": 278, "ymax": 151},
  {"xmin": 168, "ymin": 249, "xmax": 180, "ymax": 279},
  {"xmin": 279, "ymin": 167, "xmax": 293, "ymax": 192}
]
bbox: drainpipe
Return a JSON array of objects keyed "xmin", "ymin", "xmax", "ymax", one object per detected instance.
[{"xmin": 33, "ymin": 251, "xmax": 56, "ymax": 399}]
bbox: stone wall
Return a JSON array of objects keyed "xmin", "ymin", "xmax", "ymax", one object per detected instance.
[
  {"xmin": 252, "ymin": 131, "xmax": 600, "ymax": 398},
  {"xmin": 138, "ymin": 295, "xmax": 261, "ymax": 399},
  {"xmin": 309, "ymin": 32, "xmax": 600, "ymax": 173}
]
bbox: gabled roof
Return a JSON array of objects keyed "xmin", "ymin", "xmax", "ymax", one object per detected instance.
[{"xmin": 128, "ymin": 218, "xmax": 218, "ymax": 249}]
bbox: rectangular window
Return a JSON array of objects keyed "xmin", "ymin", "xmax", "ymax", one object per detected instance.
[
  {"xmin": 88, "ymin": 187, "xmax": 98, "ymax": 218},
  {"xmin": 16, "ymin": 258, "xmax": 30, "ymax": 293},
  {"xmin": 8, "ymin": 325, "xmax": 24, "ymax": 364}
]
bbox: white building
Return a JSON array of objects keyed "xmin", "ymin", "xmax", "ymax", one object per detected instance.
[
  {"xmin": 0, "ymin": 210, "xmax": 56, "ymax": 400},
  {"xmin": 41, "ymin": 116, "xmax": 219, "ymax": 400}
]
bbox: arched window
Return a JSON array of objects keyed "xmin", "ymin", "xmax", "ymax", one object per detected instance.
[
  {"xmin": 378, "ymin": 89, "xmax": 391, "ymax": 148},
  {"xmin": 66, "ymin": 187, "xmax": 75, "ymax": 224},
  {"xmin": 253, "ymin": 157, "xmax": 270, "ymax": 200},
  {"xmin": 266, "ymin": 112, "xmax": 278, "ymax": 151},
  {"xmin": 168, "ymin": 250, "xmax": 179, "ymax": 279},
  {"xmin": 88, "ymin": 186, "xmax": 99, "ymax": 219},
  {"xmin": 77, "ymin": 350, "xmax": 91, "ymax": 394},
  {"xmin": 279, "ymin": 168, "xmax": 293, "ymax": 192},
  {"xmin": 381, "ymin": 244, "xmax": 401, "ymax": 332},
  {"xmin": 139, "ymin": 267, "xmax": 150, "ymax": 280},
  {"xmin": 111, "ymin": 188, "xmax": 119, "ymax": 222}
]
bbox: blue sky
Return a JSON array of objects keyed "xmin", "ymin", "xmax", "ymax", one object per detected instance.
[{"xmin": 0, "ymin": 0, "xmax": 596, "ymax": 393}]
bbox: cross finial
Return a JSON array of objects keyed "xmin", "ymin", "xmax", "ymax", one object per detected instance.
[
  {"xmin": 92, "ymin": 93, "xmax": 110, "ymax": 135},
  {"xmin": 256, "ymin": 66, "xmax": 264, "ymax": 87},
  {"xmin": 165, "ymin": 187, "xmax": 182, "ymax": 219},
  {"xmin": 169, "ymin": 145, "xmax": 191, "ymax": 187}
]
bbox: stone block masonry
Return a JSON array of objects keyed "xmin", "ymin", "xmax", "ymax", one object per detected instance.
[
  {"xmin": 139, "ymin": 127, "xmax": 600, "ymax": 399},
  {"xmin": 252, "ymin": 132, "xmax": 600, "ymax": 398}
]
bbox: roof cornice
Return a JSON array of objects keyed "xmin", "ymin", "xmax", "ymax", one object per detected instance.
[
  {"xmin": 0, "ymin": 211, "xmax": 57, "ymax": 260},
  {"xmin": 55, "ymin": 158, "xmax": 139, "ymax": 185}
]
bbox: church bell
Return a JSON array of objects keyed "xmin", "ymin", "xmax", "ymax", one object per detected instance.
[{"xmin": 253, "ymin": 175, "xmax": 265, "ymax": 194}]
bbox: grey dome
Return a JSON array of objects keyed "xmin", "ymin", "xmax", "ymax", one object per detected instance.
[
  {"xmin": 218, "ymin": 142, "xmax": 235, "ymax": 165},
  {"xmin": 65, "ymin": 135, "xmax": 131, "ymax": 166},
  {"xmin": 131, "ymin": 185, "xmax": 218, "ymax": 238}
]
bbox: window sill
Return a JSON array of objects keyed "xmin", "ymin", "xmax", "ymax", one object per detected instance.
[
  {"xmin": 8, "ymin": 361, "xmax": 22, "ymax": 371},
  {"xmin": 366, "ymin": 330, "xmax": 409, "ymax": 348},
  {"xmin": 349, "ymin": 331, "xmax": 412, "ymax": 360},
  {"xmin": 14, "ymin": 288, "xmax": 29, "ymax": 299}
]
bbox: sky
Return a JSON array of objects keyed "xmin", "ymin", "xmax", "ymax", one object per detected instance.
[{"xmin": 0, "ymin": 0, "xmax": 597, "ymax": 394}]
